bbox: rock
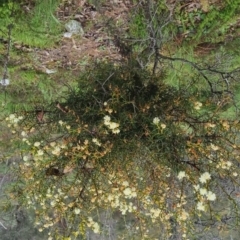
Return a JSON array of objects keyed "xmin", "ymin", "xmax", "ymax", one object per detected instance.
[
  {"xmin": 65, "ymin": 20, "xmax": 84, "ymax": 36},
  {"xmin": 45, "ymin": 68, "xmax": 57, "ymax": 74},
  {"xmin": 63, "ymin": 32, "xmax": 73, "ymax": 38},
  {"xmin": 0, "ymin": 79, "xmax": 10, "ymax": 86}
]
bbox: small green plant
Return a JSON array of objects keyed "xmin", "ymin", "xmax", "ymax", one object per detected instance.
[{"xmin": 129, "ymin": 10, "xmax": 147, "ymax": 39}]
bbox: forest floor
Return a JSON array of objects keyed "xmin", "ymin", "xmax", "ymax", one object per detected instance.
[
  {"xmin": 13, "ymin": 0, "xmax": 240, "ymax": 76},
  {"xmin": 25, "ymin": 0, "xmax": 133, "ymax": 74}
]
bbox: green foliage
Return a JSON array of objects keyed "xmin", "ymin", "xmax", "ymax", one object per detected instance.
[
  {"xmin": 0, "ymin": 0, "xmax": 61, "ymax": 48},
  {"xmin": 2, "ymin": 70, "xmax": 54, "ymax": 113},
  {"xmin": 129, "ymin": 10, "xmax": 148, "ymax": 39},
  {"xmin": 62, "ymin": 61, "xmax": 181, "ymax": 140},
  {"xmin": 52, "ymin": 58, "xmax": 231, "ymax": 173},
  {"xmin": 176, "ymin": 0, "xmax": 240, "ymax": 43},
  {"xmin": 128, "ymin": 1, "xmax": 175, "ymax": 52},
  {"xmin": 15, "ymin": 0, "xmax": 62, "ymax": 47},
  {"xmin": 0, "ymin": 1, "xmax": 14, "ymax": 19},
  {"xmin": 30, "ymin": 0, "xmax": 61, "ymax": 33}
]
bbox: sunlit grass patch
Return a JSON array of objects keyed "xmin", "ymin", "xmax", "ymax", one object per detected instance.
[{"xmin": 0, "ymin": 0, "xmax": 62, "ymax": 48}]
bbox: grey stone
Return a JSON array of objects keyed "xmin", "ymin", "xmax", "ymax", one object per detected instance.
[
  {"xmin": 45, "ymin": 68, "xmax": 57, "ymax": 74},
  {"xmin": 63, "ymin": 32, "xmax": 73, "ymax": 38},
  {"xmin": 0, "ymin": 79, "xmax": 9, "ymax": 86},
  {"xmin": 65, "ymin": 20, "xmax": 84, "ymax": 36}
]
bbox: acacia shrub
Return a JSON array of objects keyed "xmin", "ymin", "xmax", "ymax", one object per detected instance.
[{"xmin": 4, "ymin": 58, "xmax": 240, "ymax": 239}]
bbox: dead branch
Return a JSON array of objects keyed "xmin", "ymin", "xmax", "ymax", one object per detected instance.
[{"xmin": 1, "ymin": 24, "xmax": 13, "ymax": 87}]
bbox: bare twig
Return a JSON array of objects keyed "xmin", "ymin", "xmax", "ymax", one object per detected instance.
[
  {"xmin": 0, "ymin": 220, "xmax": 7, "ymax": 230},
  {"xmin": 0, "ymin": 175, "xmax": 6, "ymax": 191},
  {"xmin": 96, "ymin": 72, "xmax": 115, "ymax": 94},
  {"xmin": 2, "ymin": 24, "xmax": 13, "ymax": 86},
  {"xmin": 157, "ymin": 53, "xmax": 234, "ymax": 94}
]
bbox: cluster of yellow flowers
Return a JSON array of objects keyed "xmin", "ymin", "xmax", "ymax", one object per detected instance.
[
  {"xmin": 210, "ymin": 143, "xmax": 219, "ymax": 151},
  {"xmin": 87, "ymin": 217, "xmax": 100, "ymax": 234},
  {"xmin": 205, "ymin": 122, "xmax": 216, "ymax": 128},
  {"xmin": 192, "ymin": 172, "xmax": 216, "ymax": 212},
  {"xmin": 194, "ymin": 101, "xmax": 202, "ymax": 110},
  {"xmin": 177, "ymin": 170, "xmax": 217, "ymax": 217},
  {"xmin": 216, "ymin": 158, "xmax": 232, "ymax": 170},
  {"xmin": 5, "ymin": 114, "xmax": 24, "ymax": 135},
  {"xmin": 4, "ymin": 108, "xmax": 240, "ymax": 240},
  {"xmin": 221, "ymin": 120, "xmax": 230, "ymax": 130},
  {"xmin": 177, "ymin": 171, "xmax": 188, "ymax": 180},
  {"xmin": 199, "ymin": 172, "xmax": 211, "ymax": 184},
  {"xmin": 5, "ymin": 114, "xmax": 23, "ymax": 126},
  {"xmin": 92, "ymin": 138, "xmax": 101, "ymax": 146},
  {"xmin": 59, "ymin": 120, "xmax": 71, "ymax": 130},
  {"xmin": 103, "ymin": 115, "xmax": 120, "ymax": 134},
  {"xmin": 153, "ymin": 117, "xmax": 166, "ymax": 129}
]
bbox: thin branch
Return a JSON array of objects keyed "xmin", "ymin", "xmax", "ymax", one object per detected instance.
[
  {"xmin": 2, "ymin": 24, "xmax": 13, "ymax": 86},
  {"xmin": 96, "ymin": 72, "xmax": 115, "ymax": 94},
  {"xmin": 157, "ymin": 52, "xmax": 233, "ymax": 94},
  {"xmin": 0, "ymin": 221, "xmax": 7, "ymax": 230},
  {"xmin": 0, "ymin": 175, "xmax": 6, "ymax": 191}
]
